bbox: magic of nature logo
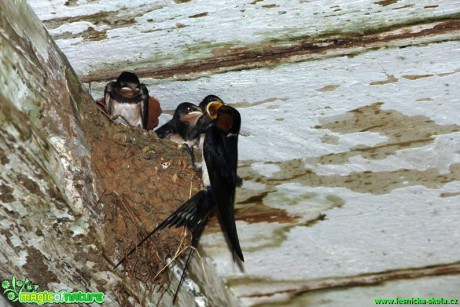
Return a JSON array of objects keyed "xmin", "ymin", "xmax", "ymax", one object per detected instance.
[{"xmin": 2, "ymin": 275, "xmax": 104, "ymax": 305}]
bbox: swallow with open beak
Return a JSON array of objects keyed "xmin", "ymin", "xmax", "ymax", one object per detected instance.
[
  {"xmin": 156, "ymin": 95, "xmax": 224, "ymax": 146},
  {"xmin": 156, "ymin": 95, "xmax": 244, "ymax": 260},
  {"xmin": 104, "ymin": 71, "xmax": 161, "ymax": 129},
  {"xmin": 201, "ymin": 100, "xmax": 244, "ymax": 262}
]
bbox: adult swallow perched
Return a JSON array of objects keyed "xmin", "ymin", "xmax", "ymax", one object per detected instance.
[
  {"xmin": 199, "ymin": 95, "xmax": 243, "ymax": 187},
  {"xmin": 156, "ymin": 95, "xmax": 244, "ymax": 260},
  {"xmin": 104, "ymin": 71, "xmax": 161, "ymax": 129},
  {"xmin": 202, "ymin": 101, "xmax": 244, "ymax": 262}
]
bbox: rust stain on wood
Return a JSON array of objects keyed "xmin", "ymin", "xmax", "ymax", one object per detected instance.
[
  {"xmin": 440, "ymin": 191, "xmax": 460, "ymax": 198},
  {"xmin": 304, "ymin": 213, "xmax": 326, "ymax": 226},
  {"xmin": 317, "ymin": 84, "xmax": 341, "ymax": 92},
  {"xmin": 374, "ymin": 0, "xmax": 399, "ymax": 6},
  {"xmin": 394, "ymin": 4, "xmax": 415, "ymax": 10},
  {"xmin": 238, "ymin": 262, "xmax": 460, "ymax": 300},
  {"xmin": 80, "ymin": 18, "xmax": 460, "ymax": 82},
  {"xmin": 401, "ymin": 74, "xmax": 434, "ymax": 80},
  {"xmin": 188, "ymin": 12, "xmax": 208, "ymax": 18},
  {"xmin": 369, "ymin": 74, "xmax": 398, "ymax": 85},
  {"xmin": 43, "ymin": 11, "xmax": 135, "ymax": 29},
  {"xmin": 236, "ymin": 202, "xmax": 298, "ymax": 224},
  {"xmin": 262, "ymin": 4, "xmax": 279, "ymax": 9}
]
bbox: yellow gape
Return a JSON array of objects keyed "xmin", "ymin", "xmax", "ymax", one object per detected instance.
[{"xmin": 206, "ymin": 100, "xmax": 224, "ymax": 119}]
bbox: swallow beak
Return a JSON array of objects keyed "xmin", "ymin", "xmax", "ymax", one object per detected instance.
[
  {"xmin": 181, "ymin": 110, "xmax": 205, "ymax": 125},
  {"xmin": 206, "ymin": 101, "xmax": 224, "ymax": 119},
  {"xmin": 188, "ymin": 110, "xmax": 203, "ymax": 116}
]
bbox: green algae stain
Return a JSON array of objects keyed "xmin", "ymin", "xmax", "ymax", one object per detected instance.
[
  {"xmin": 244, "ymin": 225, "xmax": 293, "ymax": 253},
  {"xmin": 312, "ymin": 102, "xmax": 460, "ymax": 164}
]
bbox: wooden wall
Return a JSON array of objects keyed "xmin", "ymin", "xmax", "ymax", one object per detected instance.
[{"xmin": 28, "ymin": 0, "xmax": 460, "ymax": 305}]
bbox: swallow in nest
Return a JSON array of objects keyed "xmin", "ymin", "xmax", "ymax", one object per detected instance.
[
  {"xmin": 155, "ymin": 102, "xmax": 212, "ymax": 167},
  {"xmin": 103, "ymin": 71, "xmax": 161, "ymax": 130}
]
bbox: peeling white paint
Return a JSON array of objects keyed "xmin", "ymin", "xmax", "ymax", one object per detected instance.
[
  {"xmin": 251, "ymin": 162, "xmax": 281, "ymax": 177},
  {"xmin": 68, "ymin": 219, "xmax": 90, "ymax": 237},
  {"xmin": 29, "ymin": 0, "xmax": 460, "ymax": 76},
  {"xmin": 51, "ymin": 21, "xmax": 110, "ymax": 36},
  {"xmin": 309, "ymin": 133, "xmax": 460, "ymax": 176},
  {"xmin": 9, "ymin": 201, "xmax": 29, "ymax": 218},
  {"xmin": 16, "ymin": 250, "xmax": 28, "ymax": 267},
  {"xmin": 9, "ymin": 235, "xmax": 22, "ymax": 248}
]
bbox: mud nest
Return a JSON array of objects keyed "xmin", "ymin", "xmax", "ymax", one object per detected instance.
[{"xmin": 79, "ymin": 96, "xmax": 203, "ymax": 303}]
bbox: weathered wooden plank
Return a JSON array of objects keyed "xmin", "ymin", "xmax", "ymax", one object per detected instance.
[
  {"xmin": 87, "ymin": 40, "xmax": 460, "ymax": 305},
  {"xmin": 0, "ymin": 0, "xmax": 111, "ymax": 301},
  {"xmin": 28, "ymin": 0, "xmax": 460, "ymax": 80},
  {"xmin": 244, "ymin": 274, "xmax": 460, "ymax": 306}
]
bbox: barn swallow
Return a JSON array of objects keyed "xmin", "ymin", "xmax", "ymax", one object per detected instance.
[
  {"xmin": 104, "ymin": 71, "xmax": 150, "ymax": 129},
  {"xmin": 155, "ymin": 102, "xmax": 213, "ymax": 167},
  {"xmin": 155, "ymin": 102, "xmax": 204, "ymax": 148},
  {"xmin": 202, "ymin": 102, "xmax": 244, "ymax": 262},
  {"xmin": 156, "ymin": 97, "xmax": 244, "ymax": 261},
  {"xmin": 199, "ymin": 95, "xmax": 243, "ymax": 187},
  {"xmin": 159, "ymin": 95, "xmax": 243, "ymax": 261}
]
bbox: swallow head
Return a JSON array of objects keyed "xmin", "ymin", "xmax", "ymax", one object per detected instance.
[
  {"xmin": 174, "ymin": 102, "xmax": 203, "ymax": 125},
  {"xmin": 115, "ymin": 71, "xmax": 142, "ymax": 97},
  {"xmin": 116, "ymin": 71, "xmax": 140, "ymax": 88},
  {"xmin": 199, "ymin": 95, "xmax": 225, "ymax": 119},
  {"xmin": 104, "ymin": 71, "xmax": 149, "ymax": 128},
  {"xmin": 199, "ymin": 95, "xmax": 224, "ymax": 109},
  {"xmin": 199, "ymin": 95, "xmax": 239, "ymax": 133},
  {"xmin": 206, "ymin": 100, "xmax": 225, "ymax": 119},
  {"xmin": 215, "ymin": 105, "xmax": 241, "ymax": 135}
]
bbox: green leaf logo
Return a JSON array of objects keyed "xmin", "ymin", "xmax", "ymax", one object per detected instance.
[{"xmin": 1, "ymin": 275, "xmax": 39, "ymax": 302}]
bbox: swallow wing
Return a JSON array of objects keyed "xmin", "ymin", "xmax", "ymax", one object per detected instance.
[
  {"xmin": 158, "ymin": 189, "xmax": 213, "ymax": 242},
  {"xmin": 103, "ymin": 81, "xmax": 115, "ymax": 114},
  {"xmin": 140, "ymin": 84, "xmax": 149, "ymax": 129},
  {"xmin": 114, "ymin": 189, "xmax": 213, "ymax": 269},
  {"xmin": 155, "ymin": 119, "xmax": 176, "ymax": 139}
]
